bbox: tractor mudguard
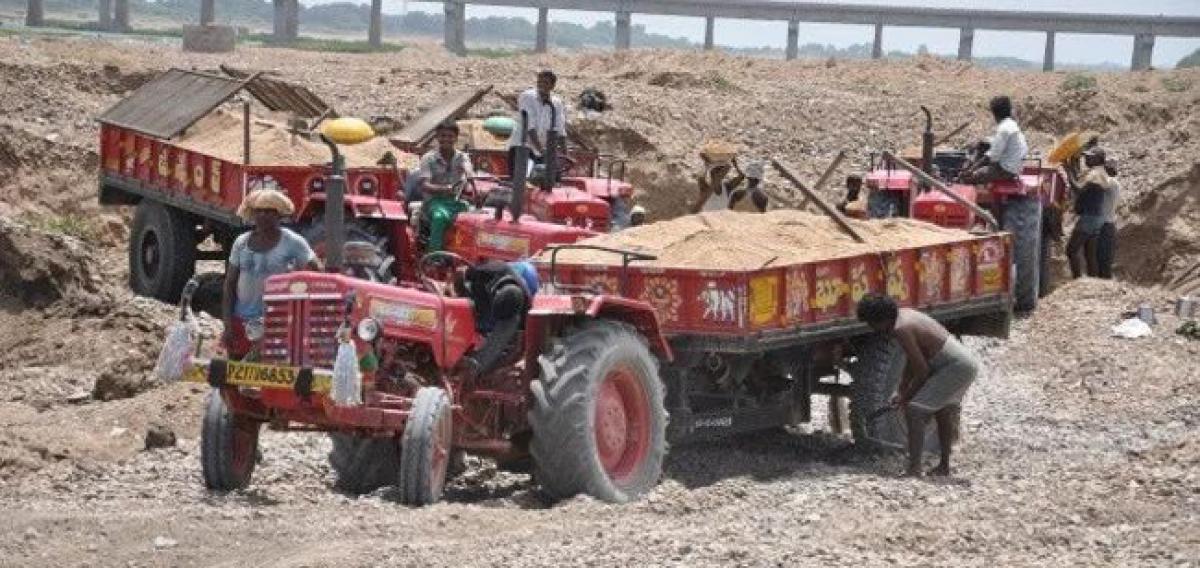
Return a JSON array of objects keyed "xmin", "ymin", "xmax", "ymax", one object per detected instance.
[{"xmin": 527, "ymin": 294, "xmax": 673, "ymax": 362}]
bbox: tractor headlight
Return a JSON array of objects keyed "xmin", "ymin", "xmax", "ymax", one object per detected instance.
[
  {"xmin": 245, "ymin": 318, "xmax": 265, "ymax": 342},
  {"xmin": 356, "ymin": 318, "xmax": 381, "ymax": 342}
]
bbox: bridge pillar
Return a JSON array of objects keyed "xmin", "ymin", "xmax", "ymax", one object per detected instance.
[
  {"xmin": 113, "ymin": 0, "xmax": 129, "ymax": 31},
  {"xmin": 958, "ymin": 27, "xmax": 974, "ymax": 61},
  {"xmin": 1131, "ymin": 33, "xmax": 1155, "ymax": 70},
  {"xmin": 368, "ymin": 0, "xmax": 382, "ymax": 47},
  {"xmin": 1043, "ymin": 31, "xmax": 1055, "ymax": 72},
  {"xmin": 284, "ymin": 0, "xmax": 299, "ymax": 40},
  {"xmin": 443, "ymin": 1, "xmax": 466, "ymax": 55},
  {"xmin": 615, "ymin": 10, "xmax": 631, "ymax": 50},
  {"xmin": 786, "ymin": 19, "xmax": 799, "ymax": 60},
  {"xmin": 98, "ymin": 0, "xmax": 112, "ymax": 30},
  {"xmin": 200, "ymin": 0, "xmax": 214, "ymax": 25},
  {"xmin": 25, "ymin": 0, "xmax": 43, "ymax": 26},
  {"xmin": 872, "ymin": 23, "xmax": 883, "ymax": 59},
  {"xmin": 704, "ymin": 16, "xmax": 714, "ymax": 50},
  {"xmin": 535, "ymin": 7, "xmax": 549, "ymax": 53}
]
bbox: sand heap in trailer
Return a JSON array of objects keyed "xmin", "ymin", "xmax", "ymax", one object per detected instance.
[
  {"xmin": 172, "ymin": 108, "xmax": 404, "ymax": 168},
  {"xmin": 547, "ymin": 210, "xmax": 972, "ymax": 270}
]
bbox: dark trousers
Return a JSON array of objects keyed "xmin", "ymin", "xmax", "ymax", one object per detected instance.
[
  {"xmin": 962, "ymin": 162, "xmax": 1017, "ymax": 185},
  {"xmin": 1067, "ymin": 227, "xmax": 1099, "ymax": 279},
  {"xmin": 1095, "ymin": 222, "xmax": 1116, "ymax": 279}
]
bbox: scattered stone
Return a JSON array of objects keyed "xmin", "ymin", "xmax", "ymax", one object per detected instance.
[
  {"xmin": 143, "ymin": 423, "xmax": 176, "ymax": 450},
  {"xmin": 153, "ymin": 536, "xmax": 177, "ymax": 550}
]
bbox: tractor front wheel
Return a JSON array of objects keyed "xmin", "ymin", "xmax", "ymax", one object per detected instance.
[
  {"xmin": 200, "ymin": 390, "xmax": 261, "ymax": 491},
  {"xmin": 398, "ymin": 387, "xmax": 454, "ymax": 506},
  {"xmin": 529, "ymin": 321, "xmax": 667, "ymax": 503}
]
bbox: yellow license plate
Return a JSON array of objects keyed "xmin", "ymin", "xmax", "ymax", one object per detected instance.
[{"xmin": 184, "ymin": 360, "xmax": 332, "ymax": 393}]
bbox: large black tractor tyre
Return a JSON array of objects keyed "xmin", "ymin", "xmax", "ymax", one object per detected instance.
[
  {"xmin": 201, "ymin": 391, "xmax": 262, "ymax": 491},
  {"xmin": 1002, "ymin": 196, "xmax": 1043, "ymax": 313},
  {"xmin": 867, "ymin": 190, "xmax": 902, "ymax": 219},
  {"xmin": 328, "ymin": 433, "xmax": 400, "ymax": 495},
  {"xmin": 847, "ymin": 336, "xmax": 940, "ymax": 454},
  {"xmin": 398, "ymin": 387, "xmax": 454, "ymax": 506},
  {"xmin": 529, "ymin": 321, "xmax": 667, "ymax": 503},
  {"xmin": 129, "ymin": 201, "xmax": 196, "ymax": 302}
]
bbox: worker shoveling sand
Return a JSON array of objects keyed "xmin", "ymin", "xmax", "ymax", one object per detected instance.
[
  {"xmin": 173, "ymin": 107, "xmax": 403, "ymax": 168},
  {"xmin": 545, "ymin": 210, "xmax": 971, "ymax": 270}
]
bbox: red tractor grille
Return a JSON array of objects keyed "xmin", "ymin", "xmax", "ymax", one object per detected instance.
[{"xmin": 261, "ymin": 296, "xmax": 342, "ymax": 369}]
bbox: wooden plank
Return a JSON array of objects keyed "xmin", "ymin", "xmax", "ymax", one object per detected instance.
[
  {"xmin": 771, "ymin": 153, "xmax": 866, "ymax": 244},
  {"xmin": 391, "ymin": 85, "xmax": 494, "ymax": 148}
]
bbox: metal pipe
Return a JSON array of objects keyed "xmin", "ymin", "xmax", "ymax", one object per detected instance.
[
  {"xmin": 881, "ymin": 150, "xmax": 999, "ymax": 230},
  {"xmin": 509, "ymin": 110, "xmax": 529, "ymax": 223},
  {"xmin": 320, "ymin": 134, "xmax": 346, "ymax": 271},
  {"xmin": 242, "ymin": 100, "xmax": 251, "ymax": 165}
]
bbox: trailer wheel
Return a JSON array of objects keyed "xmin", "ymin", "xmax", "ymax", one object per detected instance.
[
  {"xmin": 398, "ymin": 387, "xmax": 453, "ymax": 506},
  {"xmin": 129, "ymin": 201, "xmax": 196, "ymax": 302},
  {"xmin": 1038, "ymin": 230, "xmax": 1053, "ymax": 299},
  {"xmin": 200, "ymin": 390, "xmax": 261, "ymax": 491},
  {"xmin": 529, "ymin": 321, "xmax": 667, "ymax": 503},
  {"xmin": 1002, "ymin": 196, "xmax": 1042, "ymax": 312},
  {"xmin": 328, "ymin": 433, "xmax": 400, "ymax": 495},
  {"xmin": 867, "ymin": 190, "xmax": 902, "ymax": 219},
  {"xmin": 847, "ymin": 336, "xmax": 939, "ymax": 454}
]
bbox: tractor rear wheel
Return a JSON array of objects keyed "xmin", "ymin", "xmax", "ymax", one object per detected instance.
[
  {"xmin": 529, "ymin": 321, "xmax": 667, "ymax": 503},
  {"xmin": 847, "ymin": 336, "xmax": 940, "ymax": 454},
  {"xmin": 200, "ymin": 390, "xmax": 261, "ymax": 491},
  {"xmin": 867, "ymin": 190, "xmax": 902, "ymax": 219},
  {"xmin": 1002, "ymin": 196, "xmax": 1043, "ymax": 312},
  {"xmin": 129, "ymin": 201, "xmax": 196, "ymax": 302},
  {"xmin": 398, "ymin": 387, "xmax": 453, "ymax": 506},
  {"xmin": 328, "ymin": 433, "xmax": 400, "ymax": 495}
]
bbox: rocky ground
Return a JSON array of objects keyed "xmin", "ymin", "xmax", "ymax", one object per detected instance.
[{"xmin": 0, "ymin": 32, "xmax": 1198, "ymax": 567}]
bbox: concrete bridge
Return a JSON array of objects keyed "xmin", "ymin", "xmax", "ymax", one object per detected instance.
[
  {"xmin": 21, "ymin": 0, "xmax": 1200, "ymax": 69},
  {"xmin": 442, "ymin": 0, "xmax": 1200, "ymax": 70}
]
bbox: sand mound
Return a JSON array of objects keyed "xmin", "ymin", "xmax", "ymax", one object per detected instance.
[
  {"xmin": 1117, "ymin": 162, "xmax": 1200, "ymax": 290},
  {"xmin": 173, "ymin": 108, "xmax": 400, "ymax": 168},
  {"xmin": 547, "ymin": 209, "xmax": 969, "ymax": 269}
]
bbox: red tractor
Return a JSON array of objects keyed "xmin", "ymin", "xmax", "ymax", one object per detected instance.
[{"xmin": 860, "ymin": 108, "xmax": 1067, "ymax": 312}]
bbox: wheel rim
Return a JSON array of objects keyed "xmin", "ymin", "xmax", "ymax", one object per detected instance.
[
  {"xmin": 593, "ymin": 365, "xmax": 651, "ymax": 485},
  {"xmin": 429, "ymin": 404, "xmax": 452, "ymax": 498},
  {"xmin": 230, "ymin": 418, "xmax": 258, "ymax": 478},
  {"xmin": 140, "ymin": 230, "xmax": 161, "ymax": 281}
]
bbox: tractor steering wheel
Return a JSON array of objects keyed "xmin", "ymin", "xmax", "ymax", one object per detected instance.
[
  {"xmin": 555, "ymin": 154, "xmax": 578, "ymax": 178},
  {"xmin": 453, "ymin": 177, "xmax": 479, "ymax": 203},
  {"xmin": 417, "ymin": 251, "xmax": 472, "ymax": 296}
]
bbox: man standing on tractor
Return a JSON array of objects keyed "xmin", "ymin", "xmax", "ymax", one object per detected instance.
[
  {"xmin": 856, "ymin": 293, "xmax": 980, "ymax": 478},
  {"xmin": 507, "ymin": 70, "xmax": 567, "ymax": 176},
  {"xmin": 418, "ymin": 121, "xmax": 475, "ymax": 252},
  {"xmin": 456, "ymin": 260, "xmax": 540, "ymax": 378},
  {"xmin": 726, "ymin": 160, "xmax": 770, "ymax": 213},
  {"xmin": 961, "ymin": 95, "xmax": 1028, "ymax": 185},
  {"xmin": 1065, "ymin": 147, "xmax": 1114, "ymax": 279},
  {"xmin": 222, "ymin": 190, "xmax": 320, "ymax": 359}
]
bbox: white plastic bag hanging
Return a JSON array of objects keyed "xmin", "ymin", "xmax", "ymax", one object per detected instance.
[
  {"xmin": 330, "ymin": 327, "xmax": 362, "ymax": 406},
  {"xmin": 155, "ymin": 318, "xmax": 198, "ymax": 382}
]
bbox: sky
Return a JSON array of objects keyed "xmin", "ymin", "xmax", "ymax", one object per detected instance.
[{"xmin": 324, "ymin": 0, "xmax": 1200, "ymax": 67}]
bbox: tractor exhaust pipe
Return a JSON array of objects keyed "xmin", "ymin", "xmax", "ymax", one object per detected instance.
[
  {"xmin": 320, "ymin": 134, "xmax": 346, "ymax": 272},
  {"xmin": 509, "ymin": 110, "xmax": 530, "ymax": 223},
  {"xmin": 920, "ymin": 106, "xmax": 935, "ymax": 188}
]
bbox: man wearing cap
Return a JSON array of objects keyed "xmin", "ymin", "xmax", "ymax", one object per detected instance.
[
  {"xmin": 1065, "ymin": 147, "xmax": 1114, "ymax": 279},
  {"xmin": 726, "ymin": 160, "xmax": 770, "ymax": 213},
  {"xmin": 962, "ymin": 96, "xmax": 1028, "ymax": 185},
  {"xmin": 222, "ymin": 190, "xmax": 320, "ymax": 359},
  {"xmin": 629, "ymin": 205, "xmax": 647, "ymax": 227},
  {"xmin": 508, "ymin": 70, "xmax": 567, "ymax": 176},
  {"xmin": 417, "ymin": 121, "xmax": 475, "ymax": 253}
]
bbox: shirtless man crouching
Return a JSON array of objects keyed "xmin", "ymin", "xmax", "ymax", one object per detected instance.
[{"xmin": 856, "ymin": 293, "xmax": 981, "ymax": 477}]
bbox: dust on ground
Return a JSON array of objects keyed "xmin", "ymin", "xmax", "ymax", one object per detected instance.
[{"xmin": 0, "ymin": 34, "xmax": 1198, "ymax": 566}]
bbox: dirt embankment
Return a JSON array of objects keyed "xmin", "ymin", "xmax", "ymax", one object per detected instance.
[{"xmin": 1117, "ymin": 162, "xmax": 1200, "ymax": 291}]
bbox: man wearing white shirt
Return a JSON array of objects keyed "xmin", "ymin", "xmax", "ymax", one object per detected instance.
[
  {"xmin": 962, "ymin": 96, "xmax": 1028, "ymax": 185},
  {"xmin": 507, "ymin": 70, "xmax": 567, "ymax": 176}
]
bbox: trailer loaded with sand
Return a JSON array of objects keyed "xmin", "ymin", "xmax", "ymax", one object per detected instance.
[{"xmin": 538, "ymin": 210, "xmax": 1014, "ymax": 448}]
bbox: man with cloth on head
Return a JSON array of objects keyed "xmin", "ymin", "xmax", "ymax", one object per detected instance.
[
  {"xmin": 1065, "ymin": 147, "xmax": 1115, "ymax": 279},
  {"xmin": 222, "ymin": 190, "xmax": 320, "ymax": 359},
  {"xmin": 857, "ymin": 293, "xmax": 981, "ymax": 478}
]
